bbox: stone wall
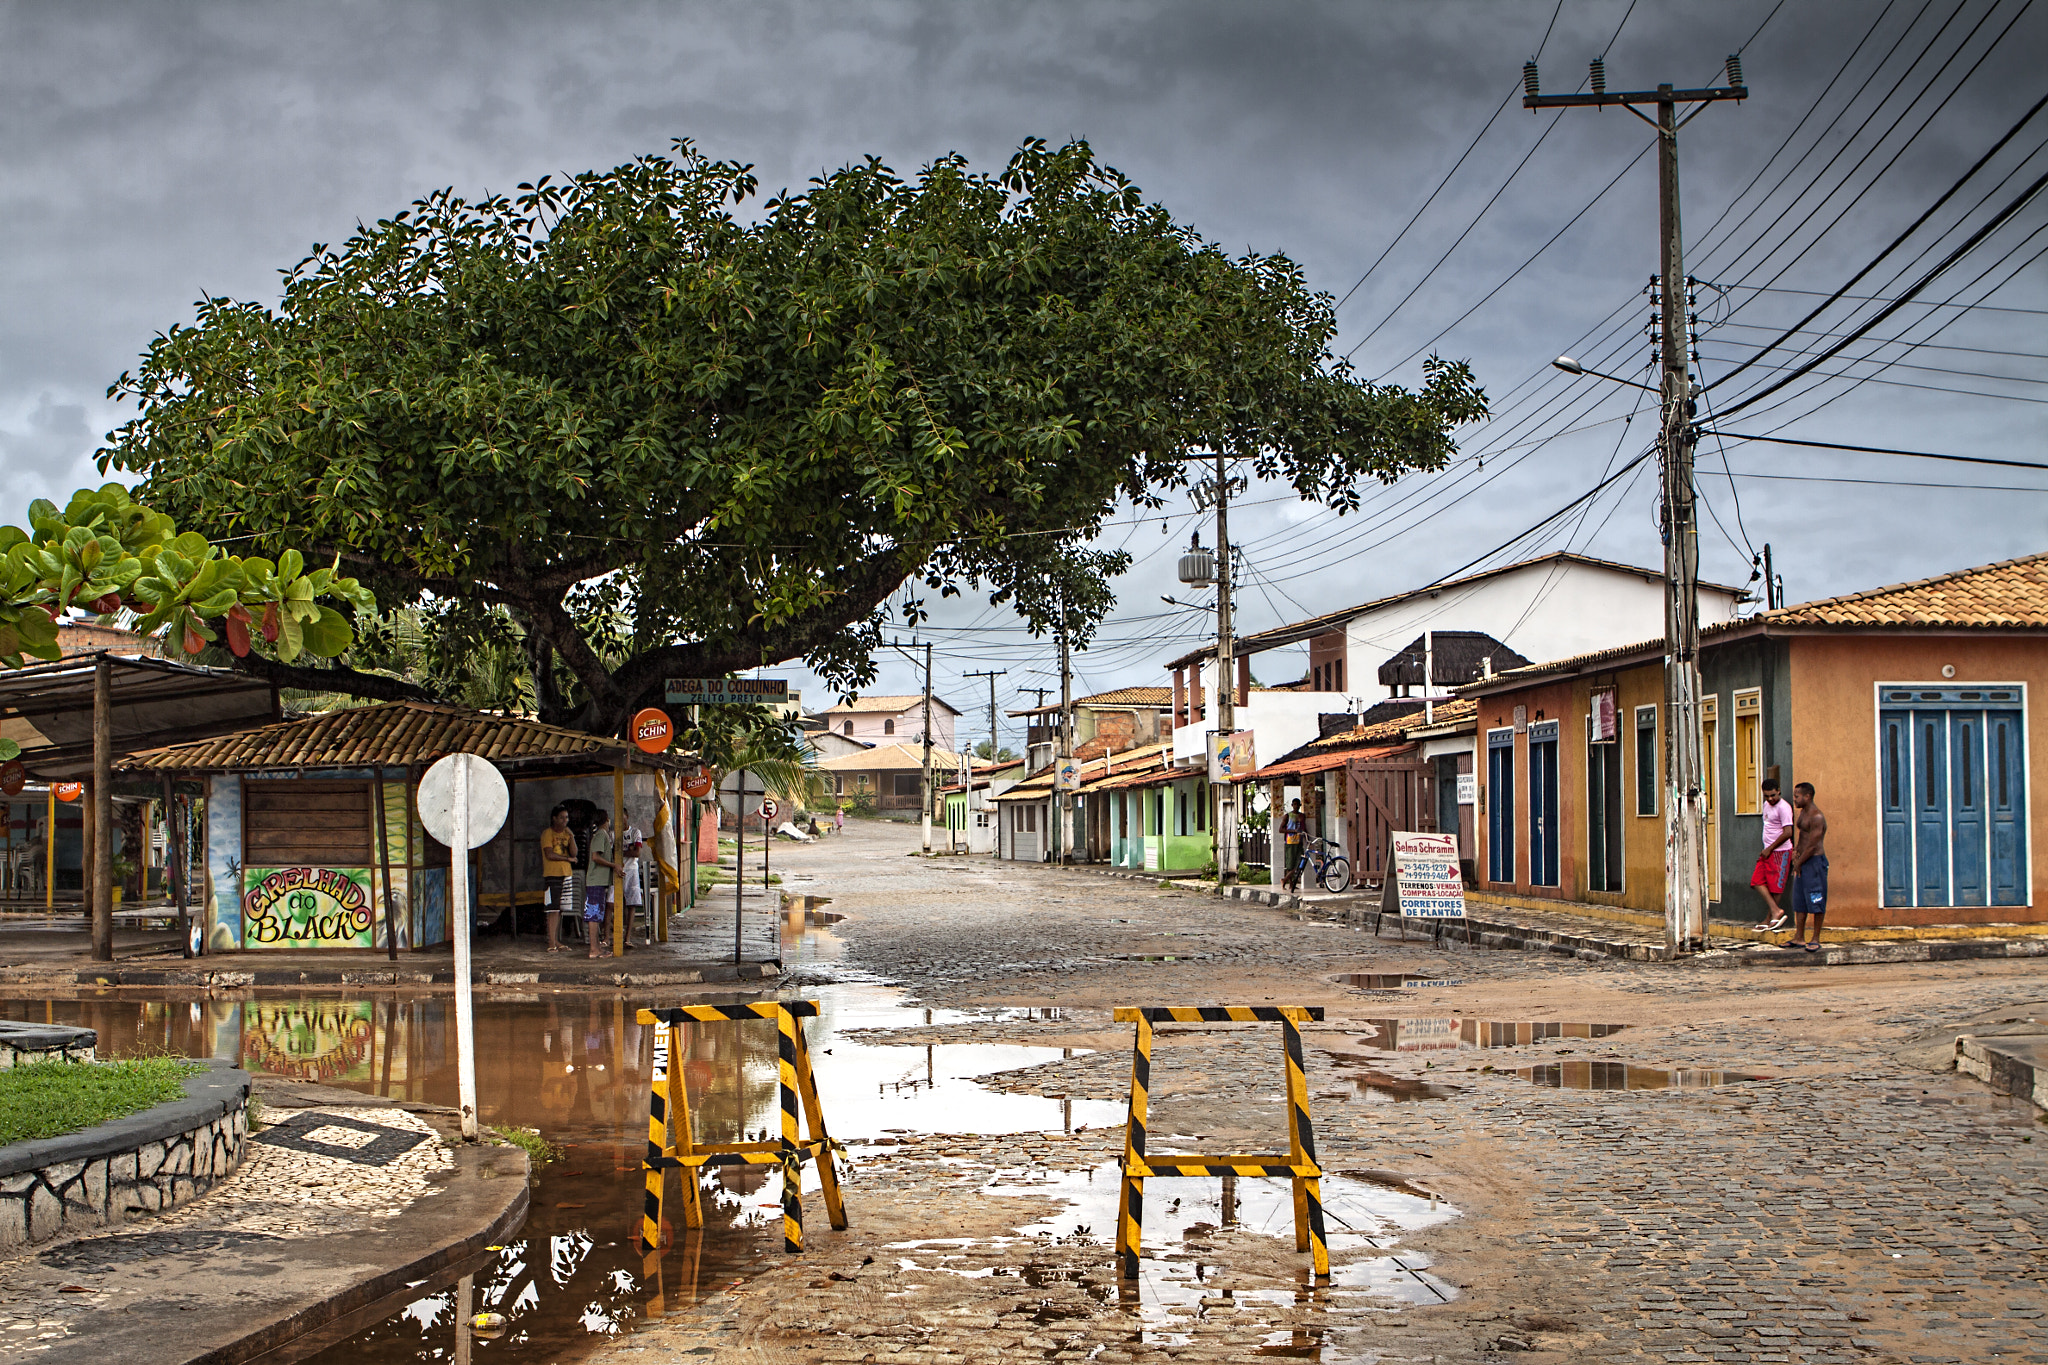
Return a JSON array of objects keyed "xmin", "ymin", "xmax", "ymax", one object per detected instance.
[
  {"xmin": 0, "ymin": 1059, "xmax": 250, "ymax": 1250},
  {"xmin": 0, "ymin": 1020, "xmax": 97, "ymax": 1069}
]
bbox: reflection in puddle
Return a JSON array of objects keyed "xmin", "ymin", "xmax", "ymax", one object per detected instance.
[
  {"xmin": 1515, "ymin": 1061, "xmax": 1772, "ymax": 1090},
  {"xmin": 1331, "ymin": 974, "xmax": 1460, "ymax": 990},
  {"xmin": 1354, "ymin": 1018, "xmax": 1627, "ymax": 1052},
  {"xmin": 962, "ymin": 1160, "xmax": 1458, "ymax": 1345},
  {"xmin": 1324, "ymin": 1062, "xmax": 1455, "ymax": 1102},
  {"xmin": 2, "ymin": 973, "xmax": 1125, "ymax": 1363}
]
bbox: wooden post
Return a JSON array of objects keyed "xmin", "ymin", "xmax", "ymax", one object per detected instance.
[
  {"xmin": 91, "ymin": 653, "xmax": 113, "ymax": 961},
  {"xmin": 163, "ymin": 774, "xmax": 189, "ymax": 957},
  {"xmin": 613, "ymin": 767, "xmax": 627, "ymax": 957},
  {"xmin": 45, "ymin": 784, "xmax": 55, "ymax": 914},
  {"xmin": 506, "ymin": 776, "xmax": 518, "ymax": 941},
  {"xmin": 374, "ymin": 767, "xmax": 399, "ymax": 960}
]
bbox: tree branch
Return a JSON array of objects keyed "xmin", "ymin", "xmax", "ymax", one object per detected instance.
[
  {"xmin": 222, "ymin": 654, "xmax": 439, "ymax": 704},
  {"xmin": 609, "ymin": 550, "xmax": 907, "ymax": 711}
]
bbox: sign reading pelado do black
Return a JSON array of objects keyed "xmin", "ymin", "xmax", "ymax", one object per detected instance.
[{"xmin": 664, "ymin": 677, "xmax": 790, "ymax": 706}]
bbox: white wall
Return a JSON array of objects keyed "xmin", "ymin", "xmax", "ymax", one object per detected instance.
[
  {"xmin": 1342, "ymin": 561, "xmax": 1743, "ymax": 697},
  {"xmin": 830, "ymin": 705, "xmax": 959, "ymax": 749},
  {"xmin": 1170, "ymin": 683, "xmax": 1331, "ymax": 775}
]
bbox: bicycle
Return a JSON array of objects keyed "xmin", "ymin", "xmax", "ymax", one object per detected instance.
[{"xmin": 1287, "ymin": 835, "xmax": 1351, "ymax": 894}]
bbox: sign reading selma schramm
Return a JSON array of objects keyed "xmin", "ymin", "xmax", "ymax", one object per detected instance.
[{"xmin": 664, "ymin": 677, "xmax": 791, "ymax": 705}]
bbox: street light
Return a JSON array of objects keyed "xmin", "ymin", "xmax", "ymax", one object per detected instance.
[{"xmin": 1552, "ymin": 355, "xmax": 1662, "ymax": 394}]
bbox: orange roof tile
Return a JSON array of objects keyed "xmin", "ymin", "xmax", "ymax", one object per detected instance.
[{"xmin": 1757, "ymin": 551, "xmax": 2048, "ymax": 629}]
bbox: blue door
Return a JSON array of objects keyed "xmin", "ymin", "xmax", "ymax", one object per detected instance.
[
  {"xmin": 1913, "ymin": 710, "xmax": 1950, "ymax": 905},
  {"xmin": 1879, "ymin": 689, "xmax": 2030, "ymax": 908},
  {"xmin": 1487, "ymin": 729, "xmax": 1515, "ymax": 883},
  {"xmin": 1950, "ymin": 713, "xmax": 1987, "ymax": 906},
  {"xmin": 1990, "ymin": 709, "xmax": 2027, "ymax": 906},
  {"xmin": 1527, "ymin": 720, "xmax": 1559, "ymax": 887},
  {"xmin": 1880, "ymin": 711, "xmax": 1912, "ymax": 907}
]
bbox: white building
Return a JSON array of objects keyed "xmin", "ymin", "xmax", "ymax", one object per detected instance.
[
  {"xmin": 817, "ymin": 695, "xmax": 961, "ymax": 750},
  {"xmin": 1165, "ymin": 552, "xmax": 1749, "ymax": 774}
]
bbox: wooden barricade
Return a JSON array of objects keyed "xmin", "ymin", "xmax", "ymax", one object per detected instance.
[
  {"xmin": 637, "ymin": 1001, "xmax": 847, "ymax": 1254},
  {"xmin": 1112, "ymin": 1005, "xmax": 1328, "ymax": 1280}
]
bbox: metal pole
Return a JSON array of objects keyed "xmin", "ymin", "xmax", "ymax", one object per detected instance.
[
  {"xmin": 613, "ymin": 767, "xmax": 628, "ymax": 955},
  {"xmin": 452, "ymin": 758, "xmax": 478, "ymax": 1141},
  {"xmin": 91, "ymin": 653, "xmax": 113, "ymax": 961},
  {"xmin": 1215, "ymin": 453, "xmax": 1239, "ymax": 885}
]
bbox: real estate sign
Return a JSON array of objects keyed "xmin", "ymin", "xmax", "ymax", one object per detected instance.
[
  {"xmin": 1380, "ymin": 831, "xmax": 1465, "ymax": 919},
  {"xmin": 664, "ymin": 677, "xmax": 790, "ymax": 705}
]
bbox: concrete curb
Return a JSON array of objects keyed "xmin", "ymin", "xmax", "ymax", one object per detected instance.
[
  {"xmin": 0, "ymin": 962, "xmax": 783, "ymax": 990},
  {"xmin": 1217, "ymin": 883, "xmax": 2048, "ymax": 968},
  {"xmin": 0, "ymin": 1058, "xmax": 248, "ymax": 1179},
  {"xmin": 193, "ymin": 1143, "xmax": 531, "ymax": 1365},
  {"xmin": 1955, "ymin": 1035, "xmax": 2048, "ymax": 1113}
]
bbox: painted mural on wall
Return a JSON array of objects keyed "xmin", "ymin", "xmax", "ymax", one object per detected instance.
[
  {"xmin": 206, "ymin": 775, "xmax": 242, "ymax": 950},
  {"xmin": 242, "ymin": 866, "xmax": 377, "ymax": 947},
  {"xmin": 414, "ymin": 866, "xmax": 448, "ymax": 947}
]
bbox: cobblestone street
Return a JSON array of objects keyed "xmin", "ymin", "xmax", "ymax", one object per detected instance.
[{"xmin": 607, "ymin": 821, "xmax": 2047, "ymax": 1365}]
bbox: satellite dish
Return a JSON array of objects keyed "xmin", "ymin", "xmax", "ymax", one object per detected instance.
[{"xmin": 417, "ymin": 753, "xmax": 510, "ymax": 850}]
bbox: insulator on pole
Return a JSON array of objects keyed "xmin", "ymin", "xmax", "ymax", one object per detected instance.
[
  {"xmin": 1590, "ymin": 57, "xmax": 1605, "ymax": 94},
  {"xmin": 1726, "ymin": 53, "xmax": 1744, "ymax": 89},
  {"xmin": 1523, "ymin": 62, "xmax": 1540, "ymax": 99}
]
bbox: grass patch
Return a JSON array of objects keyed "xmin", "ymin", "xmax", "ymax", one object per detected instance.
[
  {"xmin": 0, "ymin": 1057, "xmax": 203, "ymax": 1145},
  {"xmin": 489, "ymin": 1125, "xmax": 559, "ymax": 1165}
]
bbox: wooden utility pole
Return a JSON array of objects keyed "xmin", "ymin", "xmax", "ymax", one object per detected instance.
[
  {"xmin": 1527, "ymin": 54, "xmax": 1746, "ymax": 959},
  {"xmin": 91, "ymin": 652, "xmax": 113, "ymax": 962},
  {"xmin": 1056, "ymin": 597, "xmax": 1073, "ymax": 865},
  {"xmin": 921, "ymin": 642, "xmax": 935, "ymax": 854}
]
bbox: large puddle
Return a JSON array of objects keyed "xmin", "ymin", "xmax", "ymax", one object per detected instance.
[
  {"xmin": 1, "ymin": 978, "xmax": 1132, "ymax": 1362},
  {"xmin": 1352, "ymin": 1018, "xmax": 1627, "ymax": 1052}
]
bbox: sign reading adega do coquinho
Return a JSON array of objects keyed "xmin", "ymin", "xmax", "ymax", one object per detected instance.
[{"xmin": 664, "ymin": 677, "xmax": 789, "ymax": 705}]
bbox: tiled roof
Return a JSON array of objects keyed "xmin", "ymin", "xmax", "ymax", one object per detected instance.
[
  {"xmin": 816, "ymin": 742, "xmax": 967, "ymax": 772},
  {"xmin": 1462, "ymin": 552, "xmax": 2048, "ymax": 695},
  {"xmin": 1009, "ymin": 686, "xmax": 1174, "ymax": 718},
  {"xmin": 1251, "ymin": 699, "xmax": 1477, "ymax": 780},
  {"xmin": 115, "ymin": 701, "xmax": 689, "ymax": 773},
  {"xmin": 821, "ymin": 695, "xmax": 960, "ymax": 714},
  {"xmin": 1758, "ymin": 551, "xmax": 2048, "ymax": 629},
  {"xmin": 1254, "ymin": 744, "xmax": 1406, "ymax": 781}
]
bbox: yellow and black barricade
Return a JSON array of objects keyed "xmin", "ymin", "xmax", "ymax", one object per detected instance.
[
  {"xmin": 637, "ymin": 1001, "xmax": 847, "ymax": 1254},
  {"xmin": 1112, "ymin": 1005, "xmax": 1328, "ymax": 1280}
]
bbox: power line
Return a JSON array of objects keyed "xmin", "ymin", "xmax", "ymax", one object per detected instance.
[{"xmin": 1701, "ymin": 430, "xmax": 2048, "ymax": 470}]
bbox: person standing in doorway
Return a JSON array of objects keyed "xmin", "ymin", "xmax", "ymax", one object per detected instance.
[
  {"xmin": 540, "ymin": 806, "xmax": 575, "ymax": 954},
  {"xmin": 1280, "ymin": 799, "xmax": 1307, "ymax": 892},
  {"xmin": 1788, "ymin": 782, "xmax": 1829, "ymax": 952},
  {"xmin": 584, "ymin": 810, "xmax": 618, "ymax": 958},
  {"xmin": 1752, "ymin": 778, "xmax": 1796, "ymax": 933}
]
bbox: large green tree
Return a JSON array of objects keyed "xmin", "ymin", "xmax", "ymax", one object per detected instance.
[{"xmin": 103, "ymin": 139, "xmax": 1486, "ymax": 732}]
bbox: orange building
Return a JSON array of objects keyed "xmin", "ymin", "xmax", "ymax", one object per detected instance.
[{"xmin": 1461, "ymin": 553, "xmax": 2047, "ymax": 929}]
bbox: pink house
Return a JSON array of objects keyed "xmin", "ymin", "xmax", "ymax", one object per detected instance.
[{"xmin": 819, "ymin": 695, "xmax": 961, "ymax": 750}]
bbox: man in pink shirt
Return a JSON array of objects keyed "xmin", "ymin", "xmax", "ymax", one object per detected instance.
[{"xmin": 1752, "ymin": 778, "xmax": 1795, "ymax": 932}]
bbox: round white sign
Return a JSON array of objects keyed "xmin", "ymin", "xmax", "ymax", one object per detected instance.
[
  {"xmin": 417, "ymin": 753, "xmax": 510, "ymax": 850},
  {"xmin": 759, "ymin": 797, "xmax": 779, "ymax": 821},
  {"xmin": 717, "ymin": 767, "xmax": 766, "ymax": 817}
]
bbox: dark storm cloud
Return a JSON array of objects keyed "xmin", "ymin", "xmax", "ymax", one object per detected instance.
[{"xmin": 3, "ymin": 2, "xmax": 2041, "ymax": 720}]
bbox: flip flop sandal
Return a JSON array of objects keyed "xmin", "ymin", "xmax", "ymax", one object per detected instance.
[{"xmin": 1803, "ymin": 943, "xmax": 1820, "ymax": 953}]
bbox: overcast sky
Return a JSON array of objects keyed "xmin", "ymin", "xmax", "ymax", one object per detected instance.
[{"xmin": 4, "ymin": 1, "xmax": 2042, "ymax": 743}]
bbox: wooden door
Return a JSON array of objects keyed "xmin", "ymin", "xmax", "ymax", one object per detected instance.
[{"xmin": 1345, "ymin": 756, "xmax": 1435, "ymax": 886}]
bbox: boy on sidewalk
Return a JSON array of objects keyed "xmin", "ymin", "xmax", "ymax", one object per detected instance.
[
  {"xmin": 1753, "ymin": 778, "xmax": 1796, "ymax": 932},
  {"xmin": 583, "ymin": 810, "xmax": 619, "ymax": 958}
]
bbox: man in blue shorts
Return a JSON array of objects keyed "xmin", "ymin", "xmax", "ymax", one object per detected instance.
[{"xmin": 1788, "ymin": 782, "xmax": 1829, "ymax": 953}]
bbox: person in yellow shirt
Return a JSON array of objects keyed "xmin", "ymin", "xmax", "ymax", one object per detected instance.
[{"xmin": 540, "ymin": 806, "xmax": 576, "ymax": 953}]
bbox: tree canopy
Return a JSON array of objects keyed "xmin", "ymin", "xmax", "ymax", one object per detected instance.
[{"xmin": 102, "ymin": 138, "xmax": 1486, "ymax": 733}]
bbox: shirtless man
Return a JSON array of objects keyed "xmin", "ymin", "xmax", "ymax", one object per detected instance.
[{"xmin": 1787, "ymin": 782, "xmax": 1829, "ymax": 952}]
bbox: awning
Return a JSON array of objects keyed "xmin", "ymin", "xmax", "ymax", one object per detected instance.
[
  {"xmin": 116, "ymin": 700, "xmax": 697, "ymax": 777},
  {"xmin": 0, "ymin": 653, "xmax": 279, "ymax": 782}
]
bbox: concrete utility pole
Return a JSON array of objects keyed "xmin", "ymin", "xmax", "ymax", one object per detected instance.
[
  {"xmin": 1056, "ymin": 592, "xmax": 1073, "ymax": 865},
  {"xmin": 921, "ymin": 642, "xmax": 934, "ymax": 854},
  {"xmin": 1527, "ymin": 54, "xmax": 1747, "ymax": 959},
  {"xmin": 964, "ymin": 669, "xmax": 1006, "ymax": 763},
  {"xmin": 1213, "ymin": 452, "xmax": 1240, "ymax": 886}
]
